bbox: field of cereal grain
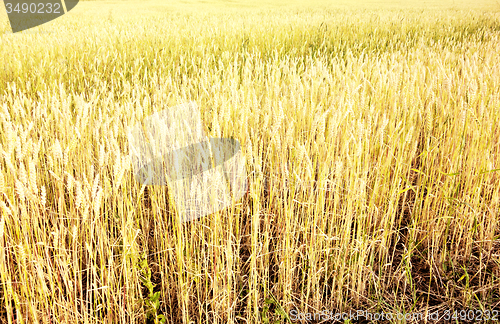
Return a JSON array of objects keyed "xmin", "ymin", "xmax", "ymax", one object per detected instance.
[{"xmin": 1, "ymin": 1, "xmax": 500, "ymax": 323}]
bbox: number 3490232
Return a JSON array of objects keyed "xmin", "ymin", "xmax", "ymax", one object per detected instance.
[
  {"xmin": 5, "ymin": 2, "xmax": 62, "ymax": 14},
  {"xmin": 443, "ymin": 310, "xmax": 499, "ymax": 321}
]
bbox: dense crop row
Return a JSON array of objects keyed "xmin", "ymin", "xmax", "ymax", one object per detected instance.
[{"xmin": 1, "ymin": 2, "xmax": 499, "ymax": 323}]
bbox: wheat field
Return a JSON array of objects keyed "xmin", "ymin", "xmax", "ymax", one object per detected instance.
[{"xmin": 1, "ymin": 0, "xmax": 500, "ymax": 323}]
